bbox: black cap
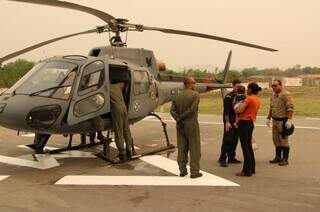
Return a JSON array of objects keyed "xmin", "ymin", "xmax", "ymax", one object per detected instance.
[{"xmin": 248, "ymin": 82, "xmax": 262, "ymax": 94}]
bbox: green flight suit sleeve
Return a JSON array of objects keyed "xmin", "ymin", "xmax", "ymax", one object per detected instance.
[
  {"xmin": 170, "ymin": 101, "xmax": 180, "ymax": 121},
  {"xmin": 179, "ymin": 92, "xmax": 200, "ymax": 121}
]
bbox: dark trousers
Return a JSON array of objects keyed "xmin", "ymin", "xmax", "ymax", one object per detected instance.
[
  {"xmin": 219, "ymin": 124, "xmax": 239, "ymax": 162},
  {"xmin": 238, "ymin": 120, "xmax": 255, "ymax": 175}
]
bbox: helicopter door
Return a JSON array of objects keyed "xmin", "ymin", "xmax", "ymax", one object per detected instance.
[
  {"xmin": 130, "ymin": 69, "xmax": 158, "ymax": 118},
  {"xmin": 67, "ymin": 58, "xmax": 110, "ymax": 125}
]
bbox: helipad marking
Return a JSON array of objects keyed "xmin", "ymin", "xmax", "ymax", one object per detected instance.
[
  {"xmin": 0, "ymin": 154, "xmax": 60, "ymax": 169},
  {"xmin": 0, "ymin": 175, "xmax": 9, "ymax": 182},
  {"xmin": 56, "ymin": 155, "xmax": 239, "ymax": 186},
  {"xmin": 0, "ymin": 146, "xmax": 96, "ymax": 169}
]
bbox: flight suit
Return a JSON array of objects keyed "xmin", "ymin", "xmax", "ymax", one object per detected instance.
[
  {"xmin": 110, "ymin": 84, "xmax": 133, "ymax": 156},
  {"xmin": 269, "ymin": 89, "xmax": 294, "ymax": 164},
  {"xmin": 170, "ymin": 89, "xmax": 201, "ymax": 175}
]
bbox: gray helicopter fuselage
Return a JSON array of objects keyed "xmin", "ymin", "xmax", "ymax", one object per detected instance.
[{"xmin": 0, "ymin": 47, "xmax": 206, "ymax": 135}]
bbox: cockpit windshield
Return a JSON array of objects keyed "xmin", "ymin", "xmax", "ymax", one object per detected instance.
[{"xmin": 5, "ymin": 61, "xmax": 78, "ymax": 100}]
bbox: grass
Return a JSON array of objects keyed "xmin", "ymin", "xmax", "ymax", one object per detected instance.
[{"xmin": 157, "ymin": 87, "xmax": 320, "ymax": 118}]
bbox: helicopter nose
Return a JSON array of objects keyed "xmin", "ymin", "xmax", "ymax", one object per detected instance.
[
  {"xmin": 0, "ymin": 96, "xmax": 28, "ymax": 130},
  {"xmin": 0, "ymin": 95, "xmax": 66, "ymax": 132}
]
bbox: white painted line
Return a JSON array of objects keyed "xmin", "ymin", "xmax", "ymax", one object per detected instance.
[
  {"xmin": 141, "ymin": 155, "xmax": 238, "ymax": 186},
  {"xmin": 1, "ymin": 147, "xmax": 96, "ymax": 169},
  {"xmin": 139, "ymin": 155, "xmax": 181, "ymax": 175},
  {"xmin": 144, "ymin": 119, "xmax": 320, "ymax": 130},
  {"xmin": 56, "ymin": 176, "xmax": 237, "ymax": 186},
  {"xmin": 17, "ymin": 145, "xmax": 58, "ymax": 150},
  {"xmin": 155, "ymin": 113, "xmax": 267, "ymax": 119},
  {"xmin": 56, "ymin": 155, "xmax": 239, "ymax": 186},
  {"xmin": 110, "ymin": 141, "xmax": 141, "ymax": 150},
  {"xmin": 0, "ymin": 155, "xmax": 59, "ymax": 169},
  {"xmin": 306, "ymin": 118, "xmax": 320, "ymax": 120},
  {"xmin": 20, "ymin": 133, "xmax": 35, "ymax": 137},
  {"xmin": 145, "ymin": 144, "xmax": 159, "ymax": 147},
  {"xmin": 0, "ymin": 175, "xmax": 9, "ymax": 182}
]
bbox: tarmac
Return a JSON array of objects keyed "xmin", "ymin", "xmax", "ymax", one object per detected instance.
[{"xmin": 0, "ymin": 114, "xmax": 319, "ymax": 212}]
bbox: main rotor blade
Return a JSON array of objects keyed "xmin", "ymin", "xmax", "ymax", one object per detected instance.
[
  {"xmin": 0, "ymin": 28, "xmax": 99, "ymax": 64},
  {"xmin": 141, "ymin": 26, "xmax": 277, "ymax": 52},
  {"xmin": 8, "ymin": 0, "xmax": 115, "ymax": 24}
]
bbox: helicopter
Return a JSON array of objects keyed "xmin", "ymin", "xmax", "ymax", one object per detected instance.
[{"xmin": 0, "ymin": 0, "xmax": 277, "ymax": 161}]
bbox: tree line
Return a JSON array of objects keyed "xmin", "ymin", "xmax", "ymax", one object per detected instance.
[
  {"xmin": 161, "ymin": 65, "xmax": 320, "ymax": 82},
  {"xmin": 1, "ymin": 59, "xmax": 320, "ymax": 88},
  {"xmin": 0, "ymin": 59, "xmax": 34, "ymax": 88}
]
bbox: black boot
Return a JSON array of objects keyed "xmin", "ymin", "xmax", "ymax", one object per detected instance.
[
  {"xmin": 89, "ymin": 132, "xmax": 96, "ymax": 144},
  {"xmin": 270, "ymin": 146, "xmax": 282, "ymax": 163},
  {"xmin": 126, "ymin": 149, "xmax": 132, "ymax": 159},
  {"xmin": 279, "ymin": 147, "xmax": 289, "ymax": 166},
  {"xmin": 97, "ymin": 131, "xmax": 107, "ymax": 143},
  {"xmin": 115, "ymin": 153, "xmax": 127, "ymax": 163}
]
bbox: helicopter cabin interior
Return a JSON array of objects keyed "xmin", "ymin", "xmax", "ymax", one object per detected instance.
[{"xmin": 109, "ymin": 64, "xmax": 131, "ymax": 108}]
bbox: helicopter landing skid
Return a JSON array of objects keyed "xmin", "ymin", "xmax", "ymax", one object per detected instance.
[
  {"xmin": 96, "ymin": 112, "xmax": 175, "ymax": 164},
  {"xmin": 48, "ymin": 141, "xmax": 104, "ymax": 154},
  {"xmin": 95, "ymin": 144, "xmax": 175, "ymax": 164}
]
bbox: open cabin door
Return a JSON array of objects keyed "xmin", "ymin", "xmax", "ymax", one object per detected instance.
[{"xmin": 67, "ymin": 57, "xmax": 110, "ymax": 126}]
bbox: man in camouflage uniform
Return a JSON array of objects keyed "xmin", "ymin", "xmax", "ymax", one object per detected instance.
[
  {"xmin": 170, "ymin": 77, "xmax": 202, "ymax": 179},
  {"xmin": 267, "ymin": 79, "xmax": 294, "ymax": 166}
]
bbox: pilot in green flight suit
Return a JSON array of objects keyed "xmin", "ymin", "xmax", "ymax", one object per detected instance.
[
  {"xmin": 170, "ymin": 77, "xmax": 202, "ymax": 179},
  {"xmin": 110, "ymin": 83, "xmax": 133, "ymax": 161}
]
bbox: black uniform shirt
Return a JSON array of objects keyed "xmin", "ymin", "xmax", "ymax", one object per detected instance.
[{"xmin": 223, "ymin": 90, "xmax": 236, "ymax": 124}]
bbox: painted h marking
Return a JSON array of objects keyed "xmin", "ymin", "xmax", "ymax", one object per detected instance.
[
  {"xmin": 56, "ymin": 155, "xmax": 239, "ymax": 186},
  {"xmin": 0, "ymin": 175, "xmax": 10, "ymax": 182}
]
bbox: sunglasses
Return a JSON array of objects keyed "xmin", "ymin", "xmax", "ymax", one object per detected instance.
[{"xmin": 271, "ymin": 84, "xmax": 278, "ymax": 87}]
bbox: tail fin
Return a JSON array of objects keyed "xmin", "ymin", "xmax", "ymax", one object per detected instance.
[{"xmin": 220, "ymin": 50, "xmax": 232, "ymax": 98}]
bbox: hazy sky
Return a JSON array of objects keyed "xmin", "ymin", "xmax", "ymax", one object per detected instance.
[{"xmin": 1, "ymin": 0, "xmax": 319, "ymax": 70}]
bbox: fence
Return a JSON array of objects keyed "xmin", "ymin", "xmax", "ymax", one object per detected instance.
[{"xmin": 302, "ymin": 78, "xmax": 320, "ymax": 88}]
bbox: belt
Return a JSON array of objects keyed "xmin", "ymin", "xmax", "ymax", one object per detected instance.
[{"xmin": 272, "ymin": 117, "xmax": 287, "ymax": 121}]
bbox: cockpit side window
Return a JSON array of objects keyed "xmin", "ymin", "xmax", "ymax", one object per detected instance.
[
  {"xmin": 78, "ymin": 61, "xmax": 105, "ymax": 96},
  {"xmin": 51, "ymin": 71, "xmax": 76, "ymax": 100},
  {"xmin": 133, "ymin": 70, "xmax": 150, "ymax": 95}
]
